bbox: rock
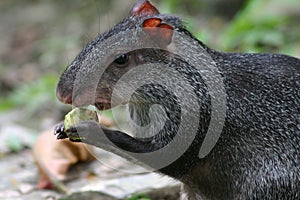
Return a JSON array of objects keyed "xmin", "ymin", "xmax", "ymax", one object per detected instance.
[
  {"xmin": 19, "ymin": 190, "xmax": 62, "ymax": 200},
  {"xmin": 69, "ymin": 173, "xmax": 180, "ymax": 199},
  {"xmin": 66, "ymin": 191, "xmax": 117, "ymax": 200},
  {"xmin": 18, "ymin": 183, "xmax": 35, "ymax": 194},
  {"xmin": 0, "ymin": 189, "xmax": 20, "ymax": 199}
]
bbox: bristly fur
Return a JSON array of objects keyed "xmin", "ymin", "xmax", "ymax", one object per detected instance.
[{"xmin": 56, "ymin": 2, "xmax": 300, "ymax": 199}]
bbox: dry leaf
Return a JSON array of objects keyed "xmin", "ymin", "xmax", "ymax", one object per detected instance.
[{"xmin": 32, "ymin": 128, "xmax": 95, "ymax": 190}]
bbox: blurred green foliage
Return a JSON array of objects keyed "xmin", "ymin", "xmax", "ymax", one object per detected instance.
[
  {"xmin": 0, "ymin": 74, "xmax": 58, "ymax": 113},
  {"xmin": 221, "ymin": 0, "xmax": 300, "ymax": 53}
]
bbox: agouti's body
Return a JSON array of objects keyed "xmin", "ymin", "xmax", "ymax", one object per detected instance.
[{"xmin": 55, "ymin": 1, "xmax": 300, "ymax": 199}]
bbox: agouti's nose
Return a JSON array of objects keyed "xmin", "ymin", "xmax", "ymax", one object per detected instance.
[{"xmin": 56, "ymin": 85, "xmax": 73, "ymax": 105}]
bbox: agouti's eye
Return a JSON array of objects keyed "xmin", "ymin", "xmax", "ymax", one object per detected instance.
[{"xmin": 114, "ymin": 54, "xmax": 129, "ymax": 67}]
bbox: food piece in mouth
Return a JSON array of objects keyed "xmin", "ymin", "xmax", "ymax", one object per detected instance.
[
  {"xmin": 55, "ymin": 105, "xmax": 115, "ymax": 141},
  {"xmin": 61, "ymin": 106, "xmax": 99, "ymax": 140},
  {"xmin": 64, "ymin": 106, "xmax": 99, "ymax": 129}
]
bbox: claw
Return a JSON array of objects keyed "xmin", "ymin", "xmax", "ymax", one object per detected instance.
[
  {"xmin": 54, "ymin": 123, "xmax": 68, "ymax": 140},
  {"xmin": 56, "ymin": 132, "xmax": 68, "ymax": 139},
  {"xmin": 54, "ymin": 123, "xmax": 65, "ymax": 135}
]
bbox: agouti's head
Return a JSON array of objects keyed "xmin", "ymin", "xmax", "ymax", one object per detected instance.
[{"xmin": 56, "ymin": 0, "xmax": 186, "ymax": 110}]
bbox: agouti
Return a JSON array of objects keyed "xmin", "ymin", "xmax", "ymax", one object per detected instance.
[{"xmin": 55, "ymin": 0, "xmax": 300, "ymax": 199}]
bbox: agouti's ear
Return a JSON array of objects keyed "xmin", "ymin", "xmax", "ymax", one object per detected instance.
[
  {"xmin": 143, "ymin": 18, "xmax": 174, "ymax": 45},
  {"xmin": 130, "ymin": 0, "xmax": 159, "ymax": 16}
]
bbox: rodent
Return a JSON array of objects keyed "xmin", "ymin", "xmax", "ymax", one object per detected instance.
[{"xmin": 54, "ymin": 0, "xmax": 300, "ymax": 199}]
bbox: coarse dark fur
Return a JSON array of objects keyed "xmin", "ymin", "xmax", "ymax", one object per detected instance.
[{"xmin": 55, "ymin": 1, "xmax": 300, "ymax": 199}]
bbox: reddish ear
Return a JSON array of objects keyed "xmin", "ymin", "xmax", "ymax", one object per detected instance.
[
  {"xmin": 130, "ymin": 0, "xmax": 159, "ymax": 16},
  {"xmin": 143, "ymin": 17, "xmax": 161, "ymax": 28},
  {"xmin": 143, "ymin": 18, "xmax": 174, "ymax": 45}
]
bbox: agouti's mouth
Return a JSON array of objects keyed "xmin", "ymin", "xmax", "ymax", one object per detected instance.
[
  {"xmin": 95, "ymin": 99, "xmax": 111, "ymax": 111},
  {"xmin": 56, "ymin": 86, "xmax": 112, "ymax": 111},
  {"xmin": 72, "ymin": 98, "xmax": 111, "ymax": 111}
]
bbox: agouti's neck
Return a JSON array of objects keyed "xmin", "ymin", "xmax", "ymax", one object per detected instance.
[
  {"xmin": 128, "ymin": 84, "xmax": 181, "ymax": 150},
  {"xmin": 126, "ymin": 53, "xmax": 212, "ymax": 177}
]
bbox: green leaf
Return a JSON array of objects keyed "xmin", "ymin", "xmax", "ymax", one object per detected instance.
[{"xmin": 127, "ymin": 194, "xmax": 151, "ymax": 200}]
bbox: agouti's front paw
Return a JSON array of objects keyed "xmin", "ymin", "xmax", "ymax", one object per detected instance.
[
  {"xmin": 54, "ymin": 122, "xmax": 81, "ymax": 142},
  {"xmin": 67, "ymin": 120, "xmax": 105, "ymax": 143}
]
